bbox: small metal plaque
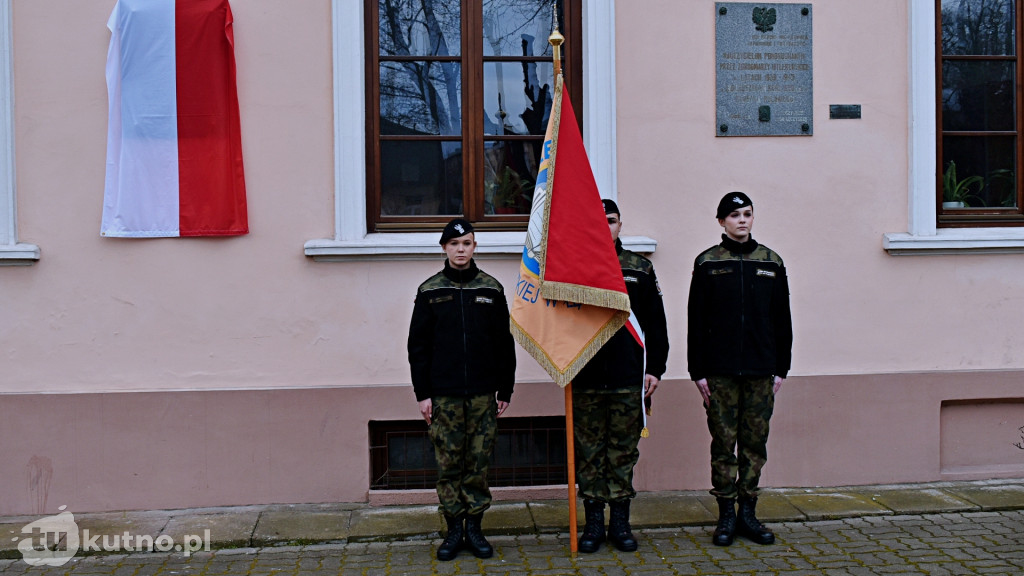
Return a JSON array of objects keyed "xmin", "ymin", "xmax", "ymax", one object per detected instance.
[
  {"xmin": 829, "ymin": 104, "xmax": 861, "ymax": 119},
  {"xmin": 716, "ymin": 3, "xmax": 813, "ymax": 136}
]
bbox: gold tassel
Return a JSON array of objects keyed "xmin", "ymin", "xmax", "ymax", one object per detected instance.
[{"xmin": 640, "ymin": 427, "xmax": 650, "ymax": 438}]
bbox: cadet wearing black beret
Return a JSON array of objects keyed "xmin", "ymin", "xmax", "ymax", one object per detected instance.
[
  {"xmin": 408, "ymin": 218, "xmax": 515, "ymax": 562},
  {"xmin": 688, "ymin": 192, "xmax": 792, "ymax": 548}
]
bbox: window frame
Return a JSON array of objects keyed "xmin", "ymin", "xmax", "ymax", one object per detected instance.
[
  {"xmin": 305, "ymin": 0, "xmax": 659, "ymax": 260},
  {"xmin": 884, "ymin": 0, "xmax": 1024, "ymax": 254},
  {"xmin": 0, "ymin": 0, "xmax": 39, "ymax": 265},
  {"xmin": 366, "ymin": 1, "xmax": 582, "ymax": 231},
  {"xmin": 935, "ymin": 0, "xmax": 1024, "ymax": 227}
]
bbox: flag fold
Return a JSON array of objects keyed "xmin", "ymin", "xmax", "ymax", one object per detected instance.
[{"xmin": 102, "ymin": 0, "xmax": 248, "ymax": 238}]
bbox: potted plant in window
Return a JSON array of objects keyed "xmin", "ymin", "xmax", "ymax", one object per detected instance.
[
  {"xmin": 942, "ymin": 161, "xmax": 983, "ymax": 208},
  {"xmin": 491, "ymin": 166, "xmax": 533, "ymax": 214}
]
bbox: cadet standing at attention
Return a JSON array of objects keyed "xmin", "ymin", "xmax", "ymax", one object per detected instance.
[
  {"xmin": 687, "ymin": 192, "xmax": 793, "ymax": 547},
  {"xmin": 407, "ymin": 218, "xmax": 517, "ymax": 561},
  {"xmin": 571, "ymin": 199, "xmax": 670, "ymax": 553}
]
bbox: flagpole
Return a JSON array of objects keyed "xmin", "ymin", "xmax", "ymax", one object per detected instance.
[{"xmin": 548, "ymin": 9, "xmax": 578, "ymax": 556}]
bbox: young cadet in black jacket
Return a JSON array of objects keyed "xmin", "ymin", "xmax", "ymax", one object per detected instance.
[
  {"xmin": 408, "ymin": 218, "xmax": 516, "ymax": 561},
  {"xmin": 571, "ymin": 199, "xmax": 669, "ymax": 553},
  {"xmin": 688, "ymin": 192, "xmax": 792, "ymax": 547}
]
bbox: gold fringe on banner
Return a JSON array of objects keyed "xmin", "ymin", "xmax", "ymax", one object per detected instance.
[
  {"xmin": 510, "ymin": 310, "xmax": 627, "ymax": 388},
  {"xmin": 540, "ymin": 281, "xmax": 631, "ymax": 312}
]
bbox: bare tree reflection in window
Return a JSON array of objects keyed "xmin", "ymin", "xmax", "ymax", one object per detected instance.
[{"xmin": 380, "ymin": 0, "xmax": 461, "ymax": 136}]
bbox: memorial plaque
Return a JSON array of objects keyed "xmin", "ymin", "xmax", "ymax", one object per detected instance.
[{"xmin": 716, "ymin": 3, "xmax": 812, "ymax": 136}]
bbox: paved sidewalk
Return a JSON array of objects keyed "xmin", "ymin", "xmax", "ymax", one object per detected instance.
[{"xmin": 1, "ymin": 479, "xmax": 1023, "ymax": 574}]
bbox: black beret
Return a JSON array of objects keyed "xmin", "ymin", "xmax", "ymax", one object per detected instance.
[
  {"xmin": 716, "ymin": 192, "xmax": 753, "ymax": 219},
  {"xmin": 439, "ymin": 218, "xmax": 474, "ymax": 245},
  {"xmin": 602, "ymin": 199, "xmax": 620, "ymax": 216}
]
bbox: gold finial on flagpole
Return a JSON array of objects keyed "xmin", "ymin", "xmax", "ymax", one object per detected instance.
[{"xmin": 548, "ymin": 1, "xmax": 564, "ymax": 76}]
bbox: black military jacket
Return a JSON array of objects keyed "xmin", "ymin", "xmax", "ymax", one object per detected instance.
[
  {"xmin": 687, "ymin": 235, "xmax": 793, "ymax": 382},
  {"xmin": 408, "ymin": 259, "xmax": 516, "ymax": 402},
  {"xmin": 573, "ymin": 240, "xmax": 670, "ymax": 392}
]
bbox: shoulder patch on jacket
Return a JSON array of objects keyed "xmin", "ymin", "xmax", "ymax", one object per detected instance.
[
  {"xmin": 749, "ymin": 245, "xmax": 785, "ymax": 267},
  {"xmin": 619, "ymin": 249, "xmax": 654, "ymax": 275},
  {"xmin": 417, "ymin": 271, "xmax": 451, "ymax": 293},
  {"xmin": 467, "ymin": 270, "xmax": 505, "ymax": 293},
  {"xmin": 695, "ymin": 245, "xmax": 733, "ymax": 266}
]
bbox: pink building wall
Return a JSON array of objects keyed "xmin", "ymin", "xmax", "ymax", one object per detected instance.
[{"xmin": 1, "ymin": 0, "xmax": 1022, "ymax": 516}]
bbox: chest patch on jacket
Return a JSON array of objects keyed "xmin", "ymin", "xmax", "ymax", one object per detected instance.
[
  {"xmin": 429, "ymin": 294, "xmax": 454, "ymax": 304},
  {"xmin": 709, "ymin": 268, "xmax": 733, "ymax": 276},
  {"xmin": 756, "ymin": 268, "xmax": 776, "ymax": 278},
  {"xmin": 475, "ymin": 295, "xmax": 494, "ymax": 304},
  {"xmin": 624, "ymin": 275, "xmax": 639, "ymax": 284}
]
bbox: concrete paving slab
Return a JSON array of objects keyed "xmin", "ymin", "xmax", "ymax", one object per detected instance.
[
  {"xmin": 160, "ymin": 509, "xmax": 260, "ymax": 549},
  {"xmin": 347, "ymin": 505, "xmax": 440, "ymax": 542},
  {"xmin": 0, "ymin": 522, "xmax": 27, "ymax": 560},
  {"xmin": 633, "ymin": 492, "xmax": 716, "ymax": 528},
  {"xmin": 526, "ymin": 500, "xmax": 581, "ymax": 533},
  {"xmin": 747, "ymin": 492, "xmax": 807, "ymax": 522},
  {"xmin": 252, "ymin": 509, "xmax": 351, "ymax": 546},
  {"xmin": 782, "ymin": 491, "xmax": 890, "ymax": 520},
  {"xmin": 479, "ymin": 502, "xmax": 534, "ymax": 535},
  {"xmin": 693, "ymin": 492, "xmax": 805, "ymax": 523},
  {"xmin": 861, "ymin": 487, "xmax": 979, "ymax": 514},
  {"xmin": 943, "ymin": 483, "xmax": 1024, "ymax": 510}
]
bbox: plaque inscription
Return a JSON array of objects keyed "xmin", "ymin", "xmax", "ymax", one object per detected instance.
[{"xmin": 716, "ymin": 3, "xmax": 812, "ymax": 136}]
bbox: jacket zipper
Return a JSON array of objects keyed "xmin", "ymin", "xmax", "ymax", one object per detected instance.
[
  {"xmin": 458, "ymin": 272, "xmax": 469, "ymax": 395},
  {"xmin": 738, "ymin": 253, "xmax": 746, "ymax": 373}
]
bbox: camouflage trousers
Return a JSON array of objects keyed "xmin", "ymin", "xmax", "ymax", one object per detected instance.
[
  {"xmin": 705, "ymin": 376, "xmax": 775, "ymax": 500},
  {"xmin": 429, "ymin": 394, "xmax": 498, "ymax": 517},
  {"xmin": 572, "ymin": 390, "xmax": 642, "ymax": 503}
]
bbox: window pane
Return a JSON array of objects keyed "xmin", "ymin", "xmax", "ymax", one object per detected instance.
[
  {"xmin": 380, "ymin": 141, "xmax": 463, "ymax": 215},
  {"xmin": 942, "ymin": 135, "xmax": 1017, "ymax": 208},
  {"xmin": 379, "ymin": 0, "xmax": 461, "ymax": 57},
  {"xmin": 941, "ymin": 0, "xmax": 1015, "ymax": 56},
  {"xmin": 380, "ymin": 61, "xmax": 462, "ymax": 135},
  {"xmin": 483, "ymin": 62, "xmax": 554, "ymax": 135},
  {"xmin": 482, "ymin": 0, "xmax": 561, "ymax": 57},
  {"xmin": 484, "ymin": 140, "xmax": 541, "ymax": 215},
  {"xmin": 941, "ymin": 60, "xmax": 1015, "ymax": 131}
]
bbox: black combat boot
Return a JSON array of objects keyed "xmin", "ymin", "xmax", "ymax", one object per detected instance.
[
  {"xmin": 578, "ymin": 499, "xmax": 606, "ymax": 553},
  {"xmin": 712, "ymin": 497, "xmax": 737, "ymax": 546},
  {"xmin": 464, "ymin": 513, "xmax": 493, "ymax": 558},
  {"xmin": 607, "ymin": 500, "xmax": 638, "ymax": 552},
  {"xmin": 436, "ymin": 514, "xmax": 465, "ymax": 561},
  {"xmin": 737, "ymin": 496, "xmax": 775, "ymax": 545}
]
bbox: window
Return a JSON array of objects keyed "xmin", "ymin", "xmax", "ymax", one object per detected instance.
[
  {"xmin": 366, "ymin": 0, "xmax": 581, "ymax": 232},
  {"xmin": 937, "ymin": 0, "xmax": 1024, "ymax": 226},
  {"xmin": 369, "ymin": 417, "xmax": 567, "ymax": 490},
  {"xmin": 0, "ymin": 0, "xmax": 39, "ymax": 264},
  {"xmin": 305, "ymin": 0, "xmax": 624, "ymax": 259},
  {"xmin": 883, "ymin": 0, "xmax": 1024, "ymax": 253}
]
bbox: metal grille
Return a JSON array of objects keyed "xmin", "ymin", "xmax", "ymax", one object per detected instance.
[{"xmin": 369, "ymin": 417, "xmax": 567, "ymax": 490}]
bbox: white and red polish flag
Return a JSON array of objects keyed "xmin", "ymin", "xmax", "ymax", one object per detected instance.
[{"xmin": 102, "ymin": 0, "xmax": 248, "ymax": 237}]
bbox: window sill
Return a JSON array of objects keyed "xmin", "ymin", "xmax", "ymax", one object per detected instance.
[
  {"xmin": 0, "ymin": 243, "xmax": 40, "ymax": 265},
  {"xmin": 883, "ymin": 229, "xmax": 1024, "ymax": 255},
  {"xmin": 304, "ymin": 233, "xmax": 658, "ymax": 261}
]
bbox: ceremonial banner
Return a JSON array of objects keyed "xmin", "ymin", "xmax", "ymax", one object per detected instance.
[
  {"xmin": 510, "ymin": 76, "xmax": 630, "ymax": 387},
  {"xmin": 102, "ymin": 0, "xmax": 248, "ymax": 238}
]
